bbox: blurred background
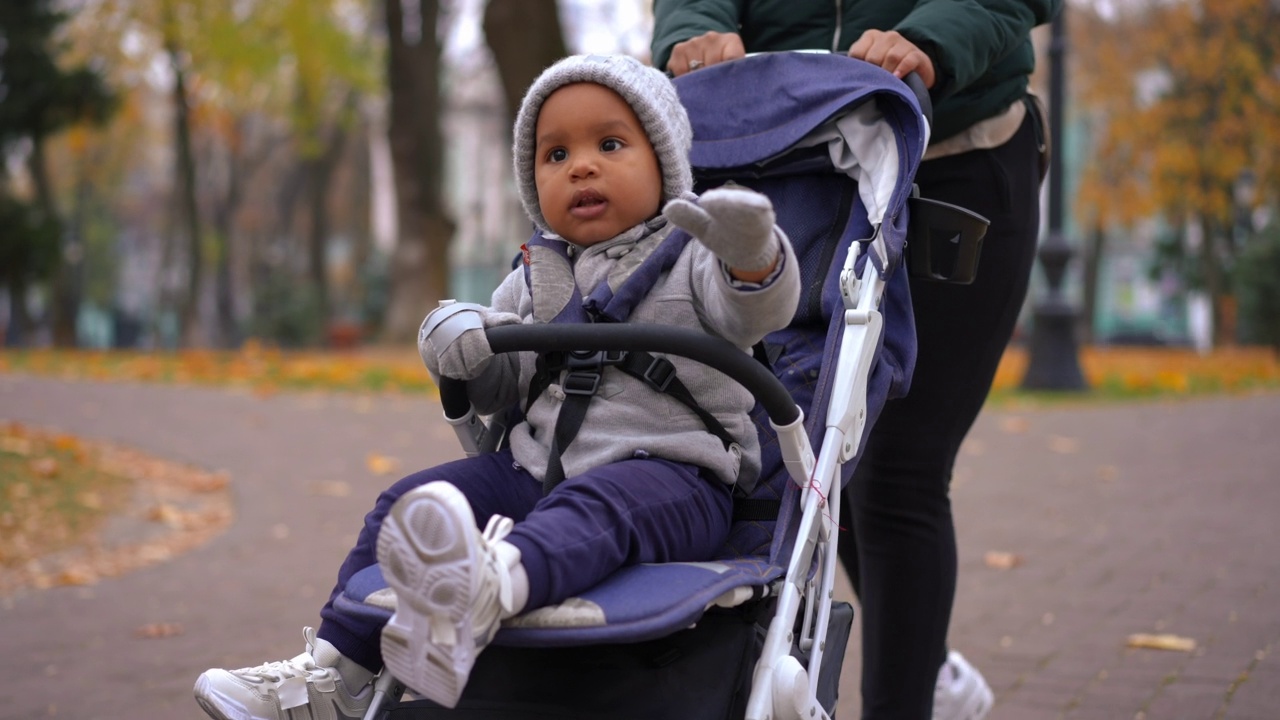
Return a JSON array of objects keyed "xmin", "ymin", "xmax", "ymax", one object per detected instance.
[{"xmin": 0, "ymin": 0, "xmax": 1277, "ymax": 360}]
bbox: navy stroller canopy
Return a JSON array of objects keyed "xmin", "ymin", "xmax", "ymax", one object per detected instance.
[{"xmin": 673, "ymin": 52, "xmax": 930, "ymax": 275}]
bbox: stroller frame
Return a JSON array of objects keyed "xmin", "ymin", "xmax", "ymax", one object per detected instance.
[{"xmin": 340, "ymin": 51, "xmax": 963, "ymax": 720}]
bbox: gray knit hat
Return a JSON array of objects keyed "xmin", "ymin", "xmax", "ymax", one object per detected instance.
[{"xmin": 513, "ymin": 54, "xmax": 694, "ymax": 234}]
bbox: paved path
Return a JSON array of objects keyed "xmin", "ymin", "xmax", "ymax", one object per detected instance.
[{"xmin": 1, "ymin": 374, "xmax": 1277, "ymax": 719}]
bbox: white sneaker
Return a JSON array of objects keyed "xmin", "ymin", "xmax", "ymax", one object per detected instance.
[
  {"xmin": 376, "ymin": 481, "xmax": 519, "ymax": 708},
  {"xmin": 194, "ymin": 627, "xmax": 374, "ymax": 720},
  {"xmin": 933, "ymin": 650, "xmax": 994, "ymax": 720}
]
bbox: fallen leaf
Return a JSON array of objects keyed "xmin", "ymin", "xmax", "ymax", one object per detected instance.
[
  {"xmin": 1048, "ymin": 435, "xmax": 1080, "ymax": 454},
  {"xmin": 0, "ymin": 436, "xmax": 33, "ymax": 455},
  {"xmin": 51, "ymin": 434, "xmax": 82, "ymax": 452},
  {"xmin": 147, "ymin": 503, "xmax": 190, "ymax": 529},
  {"xmin": 365, "ymin": 453, "xmax": 400, "ymax": 476},
  {"xmin": 56, "ymin": 565, "xmax": 98, "ymax": 586},
  {"xmin": 311, "ymin": 480, "xmax": 352, "ymax": 498},
  {"xmin": 135, "ymin": 622, "xmax": 184, "ymax": 639},
  {"xmin": 984, "ymin": 550, "xmax": 1024, "ymax": 570},
  {"xmin": 1127, "ymin": 633, "xmax": 1196, "ymax": 652},
  {"xmin": 29, "ymin": 457, "xmax": 60, "ymax": 478},
  {"xmin": 999, "ymin": 416, "xmax": 1029, "ymax": 434}
]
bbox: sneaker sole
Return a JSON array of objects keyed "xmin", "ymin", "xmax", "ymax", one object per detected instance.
[
  {"xmin": 377, "ymin": 483, "xmax": 480, "ymax": 708},
  {"xmin": 193, "ymin": 674, "xmax": 253, "ymax": 720}
]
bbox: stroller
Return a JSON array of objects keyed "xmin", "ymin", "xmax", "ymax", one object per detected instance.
[{"xmin": 335, "ymin": 51, "xmax": 987, "ymax": 720}]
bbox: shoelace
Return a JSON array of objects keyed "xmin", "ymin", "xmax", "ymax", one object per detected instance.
[
  {"xmin": 234, "ymin": 628, "xmax": 334, "ymax": 685},
  {"xmin": 234, "ymin": 653, "xmax": 331, "ymax": 684},
  {"xmin": 470, "ymin": 515, "xmax": 516, "ymax": 642}
]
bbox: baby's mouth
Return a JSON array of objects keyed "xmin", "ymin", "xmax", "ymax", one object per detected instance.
[{"xmin": 570, "ymin": 189, "xmax": 607, "ymax": 218}]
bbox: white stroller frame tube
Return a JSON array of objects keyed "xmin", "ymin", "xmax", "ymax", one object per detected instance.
[{"xmin": 747, "ymin": 241, "xmax": 885, "ymax": 720}]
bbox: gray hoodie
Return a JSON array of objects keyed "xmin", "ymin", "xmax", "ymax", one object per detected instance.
[{"xmin": 448, "ymin": 218, "xmax": 799, "ymax": 489}]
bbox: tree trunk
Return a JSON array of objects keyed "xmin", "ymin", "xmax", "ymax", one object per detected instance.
[
  {"xmin": 482, "ymin": 0, "xmax": 568, "ymax": 122},
  {"xmin": 303, "ymin": 94, "xmax": 357, "ymax": 334},
  {"xmin": 212, "ymin": 143, "xmax": 241, "ymax": 349},
  {"xmin": 1199, "ymin": 216, "xmax": 1230, "ymax": 349},
  {"xmin": 1079, "ymin": 222, "xmax": 1106, "ymax": 345},
  {"xmin": 5, "ymin": 281, "xmax": 33, "ymax": 347},
  {"xmin": 29, "ymin": 140, "xmax": 78, "ymax": 348},
  {"xmin": 168, "ymin": 36, "xmax": 204, "ymax": 348},
  {"xmin": 382, "ymin": 0, "xmax": 455, "ymax": 342}
]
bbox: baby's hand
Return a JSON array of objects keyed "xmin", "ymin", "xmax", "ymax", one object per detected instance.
[
  {"xmin": 663, "ymin": 187, "xmax": 779, "ymax": 274},
  {"xmin": 419, "ymin": 305, "xmax": 520, "ymax": 380}
]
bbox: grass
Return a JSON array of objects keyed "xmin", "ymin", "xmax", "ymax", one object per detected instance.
[
  {"xmin": 988, "ymin": 345, "xmax": 1280, "ymax": 407},
  {"xmin": 3, "ymin": 342, "xmax": 1277, "ymax": 405},
  {"xmin": 0, "ymin": 424, "xmax": 134, "ymax": 570},
  {"xmin": 0, "ymin": 341, "xmax": 434, "ymax": 396}
]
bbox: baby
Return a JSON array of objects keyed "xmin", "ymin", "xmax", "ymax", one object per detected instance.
[{"xmin": 194, "ymin": 53, "xmax": 799, "ymax": 719}]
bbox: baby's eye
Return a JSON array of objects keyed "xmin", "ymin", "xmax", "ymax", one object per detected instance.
[
  {"xmin": 600, "ymin": 138, "xmax": 623, "ymax": 152},
  {"xmin": 547, "ymin": 148, "xmax": 567, "ymax": 163}
]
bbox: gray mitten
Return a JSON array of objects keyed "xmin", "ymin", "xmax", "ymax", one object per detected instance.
[
  {"xmin": 663, "ymin": 186, "xmax": 779, "ymax": 272},
  {"xmin": 419, "ymin": 304, "xmax": 521, "ymax": 380}
]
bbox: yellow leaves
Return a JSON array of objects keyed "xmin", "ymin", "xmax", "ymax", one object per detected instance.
[
  {"xmin": 0, "ymin": 425, "xmax": 234, "ymax": 596},
  {"xmin": 991, "ymin": 346, "xmax": 1280, "ymax": 399},
  {"xmin": 365, "ymin": 453, "xmax": 401, "ymax": 477},
  {"xmin": 983, "ymin": 551, "xmax": 1024, "ymax": 570},
  {"xmin": 310, "ymin": 480, "xmax": 352, "ymax": 498},
  {"xmin": 1127, "ymin": 633, "xmax": 1197, "ymax": 652},
  {"xmin": 1071, "ymin": 0, "xmax": 1280, "ymax": 228},
  {"xmin": 29, "ymin": 457, "xmax": 61, "ymax": 479},
  {"xmin": 0, "ymin": 346, "xmax": 436, "ymax": 396},
  {"xmin": 135, "ymin": 622, "xmax": 185, "ymax": 639}
]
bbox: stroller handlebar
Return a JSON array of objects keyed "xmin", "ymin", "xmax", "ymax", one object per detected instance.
[
  {"xmin": 902, "ymin": 71, "xmax": 933, "ymax": 130},
  {"xmin": 438, "ymin": 323, "xmax": 801, "ymax": 429}
]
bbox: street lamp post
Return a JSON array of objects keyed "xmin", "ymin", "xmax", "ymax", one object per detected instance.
[{"xmin": 1020, "ymin": 9, "xmax": 1088, "ymax": 391}]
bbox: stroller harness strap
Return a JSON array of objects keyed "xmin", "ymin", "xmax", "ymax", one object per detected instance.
[
  {"xmin": 521, "ymin": 222, "xmax": 691, "ymax": 325},
  {"xmin": 532, "ymin": 349, "xmax": 737, "ymax": 494},
  {"xmin": 519, "ymin": 224, "xmax": 740, "ymax": 494}
]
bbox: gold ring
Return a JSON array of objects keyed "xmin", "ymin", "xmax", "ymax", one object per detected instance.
[{"xmin": 688, "ymin": 60, "xmax": 704, "ymax": 71}]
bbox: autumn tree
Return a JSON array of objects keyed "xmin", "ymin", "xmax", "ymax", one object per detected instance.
[
  {"xmin": 483, "ymin": 0, "xmax": 568, "ymax": 123},
  {"xmin": 0, "ymin": 0, "xmax": 115, "ymax": 347},
  {"xmin": 381, "ymin": 0, "xmax": 454, "ymax": 341},
  {"xmin": 1073, "ymin": 0, "xmax": 1280, "ymax": 347}
]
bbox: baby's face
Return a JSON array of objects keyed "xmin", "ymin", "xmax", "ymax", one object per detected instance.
[{"xmin": 533, "ymin": 83, "xmax": 663, "ymax": 246}]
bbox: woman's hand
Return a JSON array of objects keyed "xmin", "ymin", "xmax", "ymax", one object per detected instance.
[
  {"xmin": 848, "ymin": 29, "xmax": 936, "ymax": 88},
  {"xmin": 667, "ymin": 31, "xmax": 746, "ymax": 76}
]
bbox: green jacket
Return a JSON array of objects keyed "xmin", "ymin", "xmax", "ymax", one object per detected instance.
[{"xmin": 652, "ymin": 0, "xmax": 1061, "ymax": 143}]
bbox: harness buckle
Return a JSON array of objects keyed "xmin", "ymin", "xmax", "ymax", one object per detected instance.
[
  {"xmin": 642, "ymin": 356, "xmax": 676, "ymax": 392},
  {"xmin": 561, "ymin": 371, "xmax": 602, "ymax": 396},
  {"xmin": 566, "ymin": 349, "xmax": 627, "ymax": 370}
]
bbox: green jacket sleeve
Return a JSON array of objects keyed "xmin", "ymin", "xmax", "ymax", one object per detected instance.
[
  {"xmin": 651, "ymin": 0, "xmax": 745, "ymax": 71},
  {"xmin": 895, "ymin": 0, "xmax": 1061, "ymax": 100}
]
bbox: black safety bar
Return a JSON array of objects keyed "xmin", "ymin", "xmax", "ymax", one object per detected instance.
[{"xmin": 437, "ymin": 323, "xmax": 801, "ymax": 429}]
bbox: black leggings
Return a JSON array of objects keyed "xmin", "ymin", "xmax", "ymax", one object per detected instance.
[{"xmin": 838, "ymin": 104, "xmax": 1045, "ymax": 719}]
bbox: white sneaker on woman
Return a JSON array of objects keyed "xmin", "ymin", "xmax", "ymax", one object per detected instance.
[
  {"xmin": 376, "ymin": 481, "xmax": 522, "ymax": 708},
  {"xmin": 933, "ymin": 650, "xmax": 994, "ymax": 720},
  {"xmin": 194, "ymin": 627, "xmax": 374, "ymax": 720}
]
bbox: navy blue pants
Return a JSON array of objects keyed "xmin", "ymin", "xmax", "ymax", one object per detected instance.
[{"xmin": 317, "ymin": 448, "xmax": 733, "ymax": 672}]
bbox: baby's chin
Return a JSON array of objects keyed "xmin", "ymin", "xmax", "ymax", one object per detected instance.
[{"xmin": 553, "ymin": 222, "xmax": 629, "ymax": 247}]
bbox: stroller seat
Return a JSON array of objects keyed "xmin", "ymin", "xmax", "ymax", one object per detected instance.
[{"xmin": 338, "ymin": 51, "xmax": 930, "ymax": 720}]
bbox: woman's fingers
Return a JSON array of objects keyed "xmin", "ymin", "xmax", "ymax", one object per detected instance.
[{"xmin": 668, "ymin": 31, "xmax": 746, "ymax": 76}]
